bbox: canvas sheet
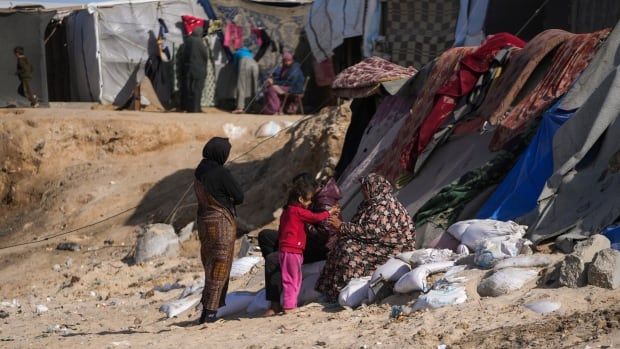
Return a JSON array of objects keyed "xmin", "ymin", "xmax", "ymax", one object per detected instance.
[
  {"xmin": 526, "ymin": 66, "xmax": 620, "ymax": 244},
  {"xmin": 65, "ymin": 10, "xmax": 99, "ymax": 102}
]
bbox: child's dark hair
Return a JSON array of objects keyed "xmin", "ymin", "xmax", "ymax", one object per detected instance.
[
  {"xmin": 14, "ymin": 46, "xmax": 24, "ymax": 55},
  {"xmin": 291, "ymin": 172, "xmax": 317, "ymax": 189},
  {"xmin": 287, "ymin": 179, "xmax": 315, "ymax": 205}
]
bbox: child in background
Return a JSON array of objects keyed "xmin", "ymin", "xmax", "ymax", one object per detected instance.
[
  {"xmin": 13, "ymin": 47, "xmax": 38, "ymax": 107},
  {"xmin": 278, "ymin": 179, "xmax": 334, "ymax": 313}
]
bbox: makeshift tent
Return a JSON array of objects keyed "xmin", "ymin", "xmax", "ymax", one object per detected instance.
[
  {"xmin": 0, "ymin": 9, "xmax": 55, "ymax": 107},
  {"xmin": 476, "ymin": 101, "xmax": 574, "ymax": 221}
]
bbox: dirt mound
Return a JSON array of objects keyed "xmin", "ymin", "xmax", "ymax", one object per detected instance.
[{"xmin": 0, "ymin": 106, "xmax": 350, "ymax": 245}]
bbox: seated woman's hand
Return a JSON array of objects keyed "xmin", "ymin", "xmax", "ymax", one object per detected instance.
[
  {"xmin": 266, "ymin": 78, "xmax": 273, "ymax": 86},
  {"xmin": 327, "ymin": 215, "xmax": 343, "ymax": 231}
]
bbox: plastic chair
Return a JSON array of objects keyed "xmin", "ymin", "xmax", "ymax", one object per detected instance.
[{"xmin": 279, "ymin": 77, "xmax": 309, "ymax": 114}]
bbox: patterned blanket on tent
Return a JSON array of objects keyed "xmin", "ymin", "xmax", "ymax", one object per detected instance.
[
  {"xmin": 384, "ymin": 0, "xmax": 460, "ymax": 69},
  {"xmin": 332, "ymin": 57, "xmax": 417, "ymax": 89}
]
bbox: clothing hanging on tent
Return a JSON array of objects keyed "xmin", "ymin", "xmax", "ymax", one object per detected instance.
[
  {"xmin": 454, "ymin": 0, "xmax": 490, "ymax": 47},
  {"xmin": 312, "ymin": 58, "xmax": 336, "ymax": 87},
  {"xmin": 490, "ymin": 29, "xmax": 609, "ymax": 151},
  {"xmin": 223, "ymin": 22, "xmax": 243, "ymax": 49},
  {"xmin": 304, "ymin": 0, "xmax": 365, "ymax": 62},
  {"xmin": 375, "ymin": 47, "xmax": 474, "ymax": 184}
]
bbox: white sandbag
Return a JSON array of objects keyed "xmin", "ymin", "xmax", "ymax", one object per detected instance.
[
  {"xmin": 493, "ymin": 255, "xmax": 553, "ymax": 271},
  {"xmin": 474, "ymin": 235, "xmax": 532, "ymax": 266},
  {"xmin": 395, "ymin": 251, "xmax": 416, "ymax": 263},
  {"xmin": 298, "ymin": 273, "xmax": 322, "ymax": 305},
  {"xmin": 134, "ymin": 224, "xmax": 179, "ymax": 264},
  {"xmin": 160, "ymin": 294, "xmax": 201, "ymax": 318},
  {"xmin": 223, "ymin": 123, "xmax": 247, "ymax": 140},
  {"xmin": 412, "ymin": 285, "xmax": 467, "ymax": 311},
  {"xmin": 408, "ymin": 249, "xmax": 456, "ymax": 267},
  {"xmin": 338, "ymin": 276, "xmax": 371, "ymax": 308},
  {"xmin": 255, "ymin": 121, "xmax": 282, "ymax": 138},
  {"xmin": 440, "ymin": 265, "xmax": 468, "ymax": 284},
  {"xmin": 216, "ymin": 291, "xmax": 256, "ymax": 318},
  {"xmin": 230, "ymin": 256, "xmax": 262, "ymax": 279},
  {"xmin": 302, "ymin": 260, "xmax": 326, "ymax": 278},
  {"xmin": 370, "ymin": 258, "xmax": 411, "ymax": 283},
  {"xmin": 447, "ymin": 219, "xmax": 528, "ymax": 249},
  {"xmin": 477, "ymin": 268, "xmax": 539, "ymax": 297},
  {"xmin": 457, "ymin": 244, "xmax": 469, "ymax": 255},
  {"xmin": 524, "ymin": 300, "xmax": 561, "ymax": 314},
  {"xmin": 246, "ymin": 289, "xmax": 271, "ymax": 315},
  {"xmin": 394, "ymin": 261, "xmax": 455, "ymax": 293},
  {"xmin": 179, "ymin": 281, "xmax": 203, "ymax": 299}
]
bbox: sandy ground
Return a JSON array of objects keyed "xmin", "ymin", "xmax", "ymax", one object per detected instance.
[{"xmin": 1, "ymin": 106, "xmax": 619, "ymax": 349}]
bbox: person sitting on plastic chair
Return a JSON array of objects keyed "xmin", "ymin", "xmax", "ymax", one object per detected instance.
[{"xmin": 261, "ymin": 52, "xmax": 305, "ymax": 115}]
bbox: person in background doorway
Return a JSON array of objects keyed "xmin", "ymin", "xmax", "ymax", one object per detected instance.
[
  {"xmin": 262, "ymin": 52, "xmax": 304, "ymax": 115},
  {"xmin": 14, "ymin": 47, "xmax": 39, "ymax": 108},
  {"xmin": 182, "ymin": 27, "xmax": 209, "ymax": 112},
  {"xmin": 232, "ymin": 47, "xmax": 259, "ymax": 114}
]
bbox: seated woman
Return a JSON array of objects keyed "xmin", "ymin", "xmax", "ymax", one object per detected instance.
[
  {"xmin": 262, "ymin": 52, "xmax": 305, "ymax": 115},
  {"xmin": 232, "ymin": 47, "xmax": 259, "ymax": 114},
  {"xmin": 316, "ymin": 173, "xmax": 415, "ymax": 302}
]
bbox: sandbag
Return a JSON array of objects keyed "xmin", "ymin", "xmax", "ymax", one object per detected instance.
[
  {"xmin": 302, "ymin": 260, "xmax": 326, "ymax": 278},
  {"xmin": 473, "ymin": 235, "xmax": 532, "ymax": 268},
  {"xmin": 159, "ymin": 294, "xmax": 201, "ymax": 318},
  {"xmin": 524, "ymin": 300, "xmax": 561, "ymax": 314},
  {"xmin": 134, "ymin": 224, "xmax": 179, "ymax": 264},
  {"xmin": 246, "ymin": 289, "xmax": 271, "ymax": 314},
  {"xmin": 338, "ymin": 276, "xmax": 371, "ymax": 308},
  {"xmin": 370, "ymin": 258, "xmax": 411, "ymax": 283},
  {"xmin": 255, "ymin": 121, "xmax": 283, "ymax": 138},
  {"xmin": 216, "ymin": 291, "xmax": 256, "ymax": 318},
  {"xmin": 477, "ymin": 267, "xmax": 539, "ymax": 297},
  {"xmin": 230, "ymin": 256, "xmax": 262, "ymax": 279},
  {"xmin": 493, "ymin": 255, "xmax": 553, "ymax": 271},
  {"xmin": 447, "ymin": 219, "xmax": 527, "ymax": 249},
  {"xmin": 412, "ymin": 285, "xmax": 467, "ymax": 311},
  {"xmin": 298, "ymin": 273, "xmax": 322, "ymax": 305},
  {"xmin": 408, "ymin": 249, "xmax": 456, "ymax": 267},
  {"xmin": 394, "ymin": 261, "xmax": 455, "ymax": 293}
]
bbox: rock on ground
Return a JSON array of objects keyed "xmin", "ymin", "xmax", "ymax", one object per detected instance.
[
  {"xmin": 133, "ymin": 224, "xmax": 179, "ymax": 264},
  {"xmin": 588, "ymin": 248, "xmax": 620, "ymax": 289},
  {"xmin": 557, "ymin": 234, "xmax": 611, "ymax": 288}
]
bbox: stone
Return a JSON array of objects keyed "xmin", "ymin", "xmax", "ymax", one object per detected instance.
[
  {"xmin": 572, "ymin": 234, "xmax": 611, "ymax": 263},
  {"xmin": 588, "ymin": 248, "xmax": 620, "ymax": 289},
  {"xmin": 35, "ymin": 304, "xmax": 48, "ymax": 314},
  {"xmin": 0, "ymin": 310, "xmax": 8, "ymax": 319},
  {"xmin": 558, "ymin": 255, "xmax": 587, "ymax": 288},
  {"xmin": 56, "ymin": 242, "xmax": 81, "ymax": 252},
  {"xmin": 52, "ymin": 264, "xmax": 61, "ymax": 272},
  {"xmin": 133, "ymin": 224, "xmax": 179, "ymax": 264},
  {"xmin": 64, "ymin": 258, "xmax": 73, "ymax": 268}
]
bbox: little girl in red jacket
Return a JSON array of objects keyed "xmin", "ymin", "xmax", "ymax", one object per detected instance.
[{"xmin": 278, "ymin": 180, "xmax": 335, "ymax": 313}]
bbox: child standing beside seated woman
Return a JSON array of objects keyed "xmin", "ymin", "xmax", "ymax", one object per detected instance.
[{"xmin": 278, "ymin": 179, "xmax": 337, "ymax": 313}]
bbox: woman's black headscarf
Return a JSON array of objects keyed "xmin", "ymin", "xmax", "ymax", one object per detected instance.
[{"xmin": 202, "ymin": 137, "xmax": 231, "ymax": 165}]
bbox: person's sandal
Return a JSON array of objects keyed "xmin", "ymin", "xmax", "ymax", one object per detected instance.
[{"xmin": 231, "ymin": 109, "xmax": 244, "ymax": 114}]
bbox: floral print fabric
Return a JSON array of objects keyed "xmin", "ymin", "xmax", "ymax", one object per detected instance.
[{"xmin": 316, "ymin": 173, "xmax": 415, "ymax": 302}]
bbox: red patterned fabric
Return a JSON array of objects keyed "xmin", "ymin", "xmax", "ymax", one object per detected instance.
[
  {"xmin": 475, "ymin": 30, "xmax": 574, "ymax": 126},
  {"xmin": 332, "ymin": 57, "xmax": 417, "ymax": 90},
  {"xmin": 490, "ymin": 29, "xmax": 610, "ymax": 151},
  {"xmin": 374, "ymin": 47, "xmax": 475, "ymax": 183},
  {"xmin": 182, "ymin": 15, "xmax": 205, "ymax": 36},
  {"xmin": 412, "ymin": 33, "xmax": 525, "ymax": 168}
]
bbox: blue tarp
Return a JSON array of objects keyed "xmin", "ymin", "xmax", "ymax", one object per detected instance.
[
  {"xmin": 603, "ymin": 224, "xmax": 620, "ymax": 251},
  {"xmin": 476, "ymin": 102, "xmax": 575, "ymax": 221}
]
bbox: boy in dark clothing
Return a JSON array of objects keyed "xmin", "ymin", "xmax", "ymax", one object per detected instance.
[{"xmin": 14, "ymin": 47, "xmax": 39, "ymax": 107}]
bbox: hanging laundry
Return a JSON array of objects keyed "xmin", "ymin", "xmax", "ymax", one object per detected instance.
[
  {"xmin": 312, "ymin": 58, "xmax": 336, "ymax": 87},
  {"xmin": 224, "ymin": 22, "xmax": 243, "ymax": 50},
  {"xmin": 305, "ymin": 0, "xmax": 365, "ymax": 62},
  {"xmin": 454, "ymin": 0, "xmax": 490, "ymax": 47},
  {"xmin": 490, "ymin": 29, "xmax": 610, "ymax": 151},
  {"xmin": 182, "ymin": 15, "xmax": 206, "ymax": 36},
  {"xmin": 409, "ymin": 33, "xmax": 525, "ymax": 170}
]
